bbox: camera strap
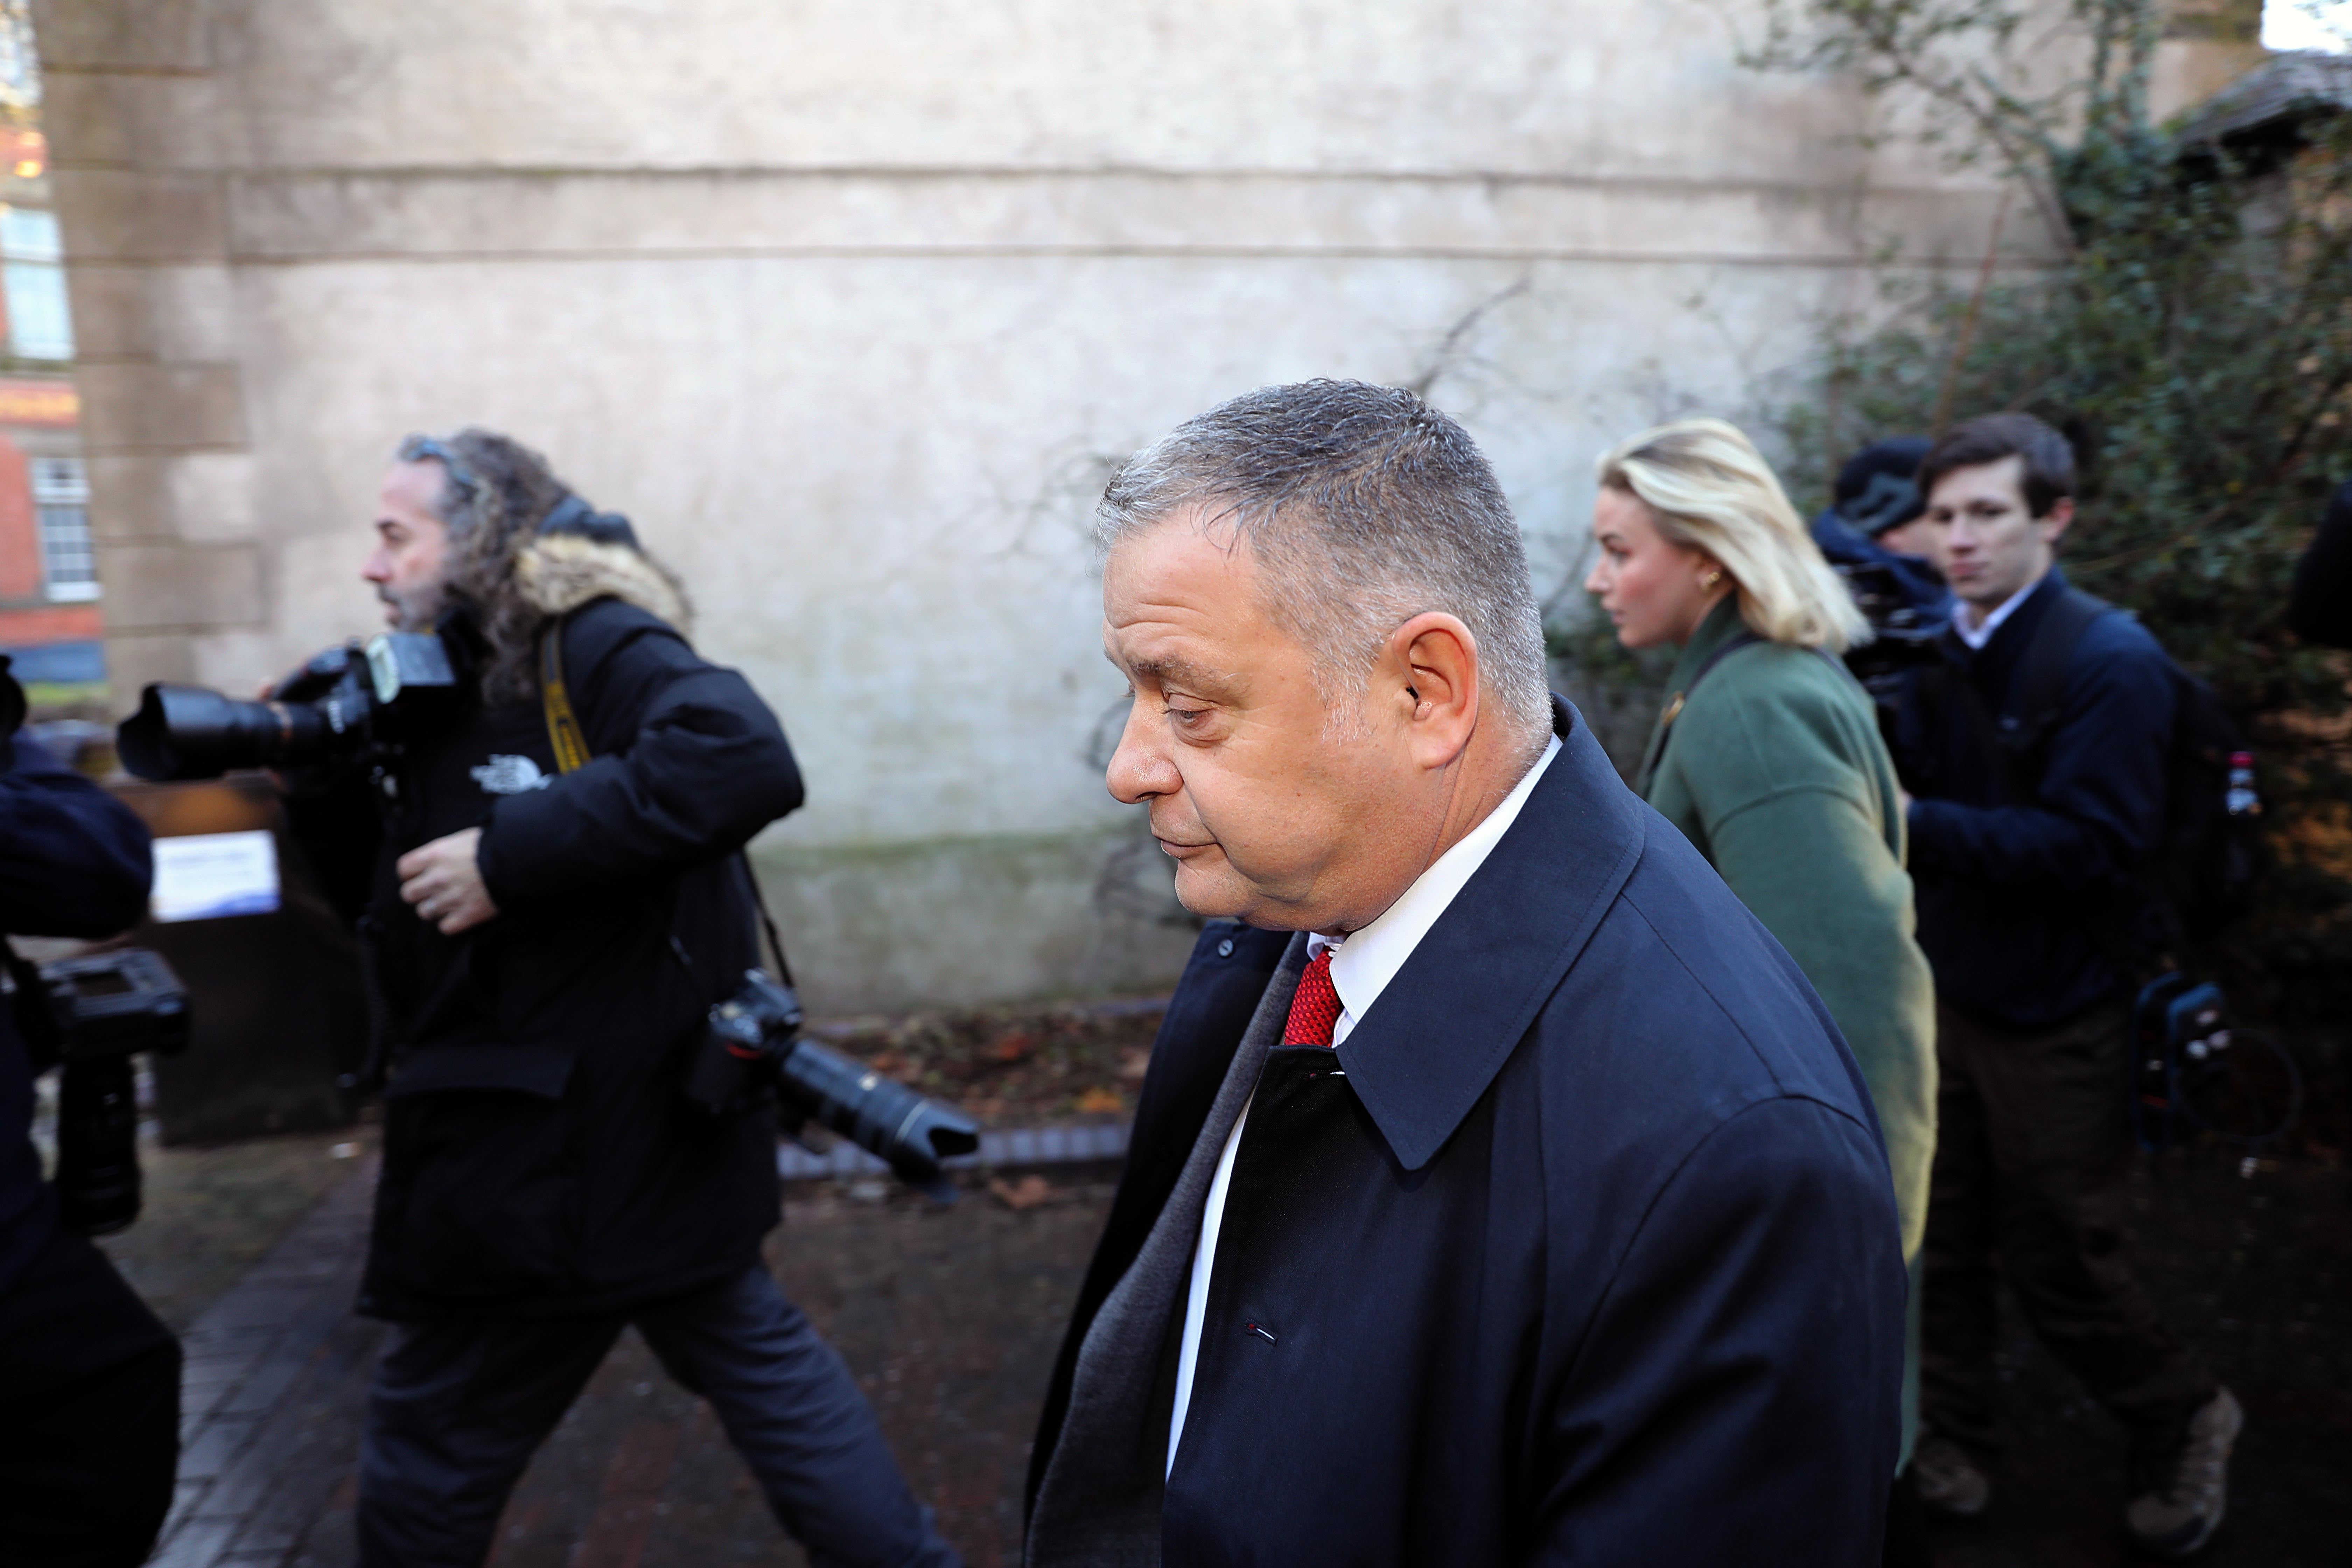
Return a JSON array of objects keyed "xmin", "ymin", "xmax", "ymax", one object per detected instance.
[
  {"xmin": 536, "ymin": 628, "xmax": 593, "ymax": 775},
  {"xmin": 0, "ymin": 935, "xmax": 62, "ymax": 1074},
  {"xmin": 537, "ymin": 613, "xmax": 795, "ymax": 987},
  {"xmin": 1637, "ymin": 629, "xmax": 1852, "ymax": 791}
]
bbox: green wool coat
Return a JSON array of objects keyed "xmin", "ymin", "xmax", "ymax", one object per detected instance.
[{"xmin": 1633, "ymin": 598, "xmax": 1937, "ymax": 1265}]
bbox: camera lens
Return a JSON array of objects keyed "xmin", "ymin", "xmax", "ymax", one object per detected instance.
[
  {"xmin": 54, "ymin": 1056, "xmax": 142, "ymax": 1237},
  {"xmin": 118, "ymin": 684, "xmax": 334, "ymax": 780},
  {"xmin": 777, "ymin": 1037, "xmax": 981, "ymax": 1188}
]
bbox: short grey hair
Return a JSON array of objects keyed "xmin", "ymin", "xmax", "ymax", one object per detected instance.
[{"xmin": 1095, "ymin": 380, "xmax": 1551, "ymax": 746}]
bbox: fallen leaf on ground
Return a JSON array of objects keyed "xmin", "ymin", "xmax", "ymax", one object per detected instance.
[
  {"xmin": 1074, "ymin": 1087, "xmax": 1126, "ymax": 1114},
  {"xmin": 989, "ymin": 1175, "xmax": 1054, "ymax": 1210}
]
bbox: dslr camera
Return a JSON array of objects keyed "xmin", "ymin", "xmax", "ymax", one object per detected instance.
[
  {"xmin": 117, "ymin": 631, "xmax": 466, "ymax": 782},
  {"xmin": 685, "ymin": 970, "xmax": 981, "ymax": 1200},
  {"xmin": 7, "ymin": 947, "xmax": 191, "ymax": 1236},
  {"xmin": 1835, "ymin": 559, "xmax": 1946, "ymax": 690}
]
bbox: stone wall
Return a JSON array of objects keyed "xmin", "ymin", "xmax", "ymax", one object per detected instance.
[{"xmin": 32, "ymin": 0, "xmax": 2249, "ymax": 1010}]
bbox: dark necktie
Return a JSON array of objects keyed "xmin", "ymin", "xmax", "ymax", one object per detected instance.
[{"xmin": 1282, "ymin": 948, "xmax": 1342, "ymax": 1048}]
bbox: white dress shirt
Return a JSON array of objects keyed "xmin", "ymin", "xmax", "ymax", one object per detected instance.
[
  {"xmin": 1952, "ymin": 572, "xmax": 2045, "ymax": 650},
  {"xmin": 1165, "ymin": 733, "xmax": 1562, "ymax": 1475}
]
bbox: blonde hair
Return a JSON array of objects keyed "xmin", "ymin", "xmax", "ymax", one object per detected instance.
[{"xmin": 1595, "ymin": 418, "xmax": 1870, "ymax": 654}]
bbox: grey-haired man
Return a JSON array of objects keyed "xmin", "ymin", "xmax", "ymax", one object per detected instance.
[{"xmin": 1025, "ymin": 382, "xmax": 1906, "ymax": 1565}]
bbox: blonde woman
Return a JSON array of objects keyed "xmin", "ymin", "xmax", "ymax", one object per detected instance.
[{"xmin": 1586, "ymin": 417, "xmax": 1938, "ymax": 1544}]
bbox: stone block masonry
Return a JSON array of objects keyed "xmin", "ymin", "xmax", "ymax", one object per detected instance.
[{"xmin": 33, "ymin": 0, "xmax": 2243, "ymax": 1010}]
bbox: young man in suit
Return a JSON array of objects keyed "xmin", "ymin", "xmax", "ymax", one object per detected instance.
[{"xmin": 1023, "ymin": 380, "xmax": 1907, "ymax": 1566}]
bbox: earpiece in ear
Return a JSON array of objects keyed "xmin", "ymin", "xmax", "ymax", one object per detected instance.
[{"xmin": 1405, "ymin": 685, "xmax": 1421, "ymax": 701}]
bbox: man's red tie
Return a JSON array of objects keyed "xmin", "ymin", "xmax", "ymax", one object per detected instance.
[{"xmin": 1282, "ymin": 948, "xmax": 1342, "ymax": 1048}]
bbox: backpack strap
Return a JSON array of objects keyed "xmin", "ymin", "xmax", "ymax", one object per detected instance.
[
  {"xmin": 1638, "ymin": 629, "xmax": 1763, "ymax": 783},
  {"xmin": 536, "ymin": 612, "xmax": 794, "ymax": 986},
  {"xmin": 1691, "ymin": 629, "xmax": 1767, "ymax": 691}
]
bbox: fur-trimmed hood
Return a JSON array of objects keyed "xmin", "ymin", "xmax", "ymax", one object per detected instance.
[{"xmin": 515, "ymin": 533, "xmax": 693, "ymax": 635}]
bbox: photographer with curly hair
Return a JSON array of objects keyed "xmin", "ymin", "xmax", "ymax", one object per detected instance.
[{"xmin": 286, "ymin": 430, "xmax": 957, "ymax": 1568}]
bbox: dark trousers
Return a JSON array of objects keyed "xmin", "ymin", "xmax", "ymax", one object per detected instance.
[
  {"xmin": 0, "ymin": 1222, "xmax": 182, "ymax": 1568},
  {"xmin": 358, "ymin": 1262, "xmax": 959, "ymax": 1568},
  {"xmin": 1920, "ymin": 1000, "xmax": 2216, "ymax": 1469}
]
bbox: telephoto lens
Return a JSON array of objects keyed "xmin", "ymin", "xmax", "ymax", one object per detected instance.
[
  {"xmin": 116, "ymin": 684, "xmax": 337, "ymax": 780},
  {"xmin": 115, "ymin": 630, "xmax": 463, "ymax": 782},
  {"xmin": 776, "ymin": 1036, "xmax": 982, "ymax": 1200},
  {"xmin": 29, "ymin": 950, "xmax": 191, "ymax": 1236},
  {"xmin": 54, "ymin": 1056, "xmax": 142, "ymax": 1236},
  {"xmin": 692, "ymin": 970, "xmax": 981, "ymax": 1199}
]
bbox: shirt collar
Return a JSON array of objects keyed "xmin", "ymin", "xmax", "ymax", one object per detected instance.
[
  {"xmin": 1953, "ymin": 569, "xmax": 2048, "ymax": 650},
  {"xmin": 1319, "ymin": 697, "xmax": 1647, "ymax": 1172},
  {"xmin": 1306, "ymin": 733, "xmax": 1561, "ymax": 1047}
]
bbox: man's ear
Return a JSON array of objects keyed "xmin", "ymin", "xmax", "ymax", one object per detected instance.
[
  {"xmin": 2040, "ymin": 496, "xmax": 2076, "ymax": 548},
  {"xmin": 1385, "ymin": 612, "xmax": 1480, "ymax": 769}
]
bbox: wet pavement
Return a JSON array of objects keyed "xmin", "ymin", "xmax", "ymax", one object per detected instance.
[
  {"xmin": 1925, "ymin": 1147, "xmax": 2352, "ymax": 1568},
  {"xmin": 130, "ymin": 1152, "xmax": 1111, "ymax": 1568},
  {"xmin": 100, "ymin": 1133, "xmax": 2352, "ymax": 1567}
]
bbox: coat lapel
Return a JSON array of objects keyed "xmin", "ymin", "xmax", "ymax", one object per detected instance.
[
  {"xmin": 1335, "ymin": 697, "xmax": 1649, "ymax": 1172},
  {"xmin": 1024, "ymin": 934, "xmax": 1308, "ymax": 1567}
]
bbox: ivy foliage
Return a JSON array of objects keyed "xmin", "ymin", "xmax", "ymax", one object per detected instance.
[{"xmin": 1743, "ymin": 0, "xmax": 2352, "ymax": 1027}]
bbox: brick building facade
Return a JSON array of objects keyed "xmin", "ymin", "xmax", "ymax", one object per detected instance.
[{"xmin": 0, "ymin": 105, "xmax": 98, "ymax": 694}]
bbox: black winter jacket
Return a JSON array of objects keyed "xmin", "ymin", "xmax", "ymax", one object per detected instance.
[
  {"xmin": 0, "ymin": 732, "xmax": 152, "ymax": 1295},
  {"xmin": 290, "ymin": 572, "xmax": 803, "ymax": 1320},
  {"xmin": 1891, "ymin": 569, "xmax": 2175, "ymax": 1032},
  {"xmin": 1026, "ymin": 702, "xmax": 1904, "ymax": 1566},
  {"xmin": 2289, "ymin": 478, "xmax": 2352, "ymax": 650}
]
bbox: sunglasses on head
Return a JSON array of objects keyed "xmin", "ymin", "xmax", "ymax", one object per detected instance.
[{"xmin": 397, "ymin": 435, "xmax": 483, "ymax": 498}]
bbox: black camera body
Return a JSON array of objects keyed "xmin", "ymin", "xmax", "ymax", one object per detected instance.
[
  {"xmin": 1835, "ymin": 559, "xmax": 1947, "ymax": 690},
  {"xmin": 117, "ymin": 631, "xmax": 466, "ymax": 783},
  {"xmin": 31, "ymin": 950, "xmax": 192, "ymax": 1065},
  {"xmin": 687, "ymin": 969, "xmax": 981, "ymax": 1200},
  {"xmin": 9, "ymin": 947, "xmax": 191, "ymax": 1237},
  {"xmin": 2128, "ymin": 973, "xmax": 2302, "ymax": 1167}
]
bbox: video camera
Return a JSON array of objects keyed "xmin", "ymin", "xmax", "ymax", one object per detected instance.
[
  {"xmin": 685, "ymin": 969, "xmax": 981, "ymax": 1200},
  {"xmin": 116, "ymin": 631, "xmax": 466, "ymax": 782},
  {"xmin": 6, "ymin": 947, "xmax": 191, "ymax": 1236},
  {"xmin": 1835, "ymin": 558, "xmax": 1946, "ymax": 690}
]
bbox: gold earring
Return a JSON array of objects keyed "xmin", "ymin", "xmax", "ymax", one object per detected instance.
[{"xmin": 1701, "ymin": 569, "xmax": 1723, "ymax": 590}]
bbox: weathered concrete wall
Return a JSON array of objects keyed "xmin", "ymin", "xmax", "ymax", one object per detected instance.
[{"xmin": 32, "ymin": 0, "xmax": 2241, "ymax": 1010}]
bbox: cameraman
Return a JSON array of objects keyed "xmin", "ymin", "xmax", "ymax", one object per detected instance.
[
  {"xmin": 1810, "ymin": 435, "xmax": 1954, "ymax": 634},
  {"xmin": 0, "ymin": 669, "xmax": 178, "ymax": 1566},
  {"xmin": 291, "ymin": 430, "xmax": 957, "ymax": 1568}
]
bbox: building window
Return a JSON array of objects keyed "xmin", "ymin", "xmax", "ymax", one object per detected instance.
[
  {"xmin": 0, "ymin": 206, "xmax": 71, "ymax": 361},
  {"xmin": 33, "ymin": 453, "xmax": 94, "ymax": 600}
]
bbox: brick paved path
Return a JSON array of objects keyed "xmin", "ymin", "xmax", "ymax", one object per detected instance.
[
  {"xmin": 145, "ymin": 1156, "xmax": 1110, "ymax": 1568},
  {"xmin": 136, "ymin": 1143, "xmax": 2351, "ymax": 1567},
  {"xmin": 153, "ymin": 1154, "xmax": 388, "ymax": 1567}
]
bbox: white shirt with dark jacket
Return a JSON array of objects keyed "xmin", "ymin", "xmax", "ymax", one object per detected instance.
[{"xmin": 1898, "ymin": 567, "xmax": 2177, "ymax": 1031}]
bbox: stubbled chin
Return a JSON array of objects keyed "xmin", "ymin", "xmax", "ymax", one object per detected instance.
[{"xmin": 1169, "ymin": 858, "xmax": 1248, "ymax": 919}]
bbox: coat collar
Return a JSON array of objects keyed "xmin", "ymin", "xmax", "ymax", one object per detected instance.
[
  {"xmin": 1329, "ymin": 695, "xmax": 1648, "ymax": 1171},
  {"xmin": 1666, "ymin": 595, "xmax": 1751, "ymax": 693},
  {"xmin": 1634, "ymin": 597, "xmax": 1749, "ymax": 791}
]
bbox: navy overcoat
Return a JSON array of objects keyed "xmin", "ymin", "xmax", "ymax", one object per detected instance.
[{"xmin": 1027, "ymin": 699, "xmax": 1905, "ymax": 1566}]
